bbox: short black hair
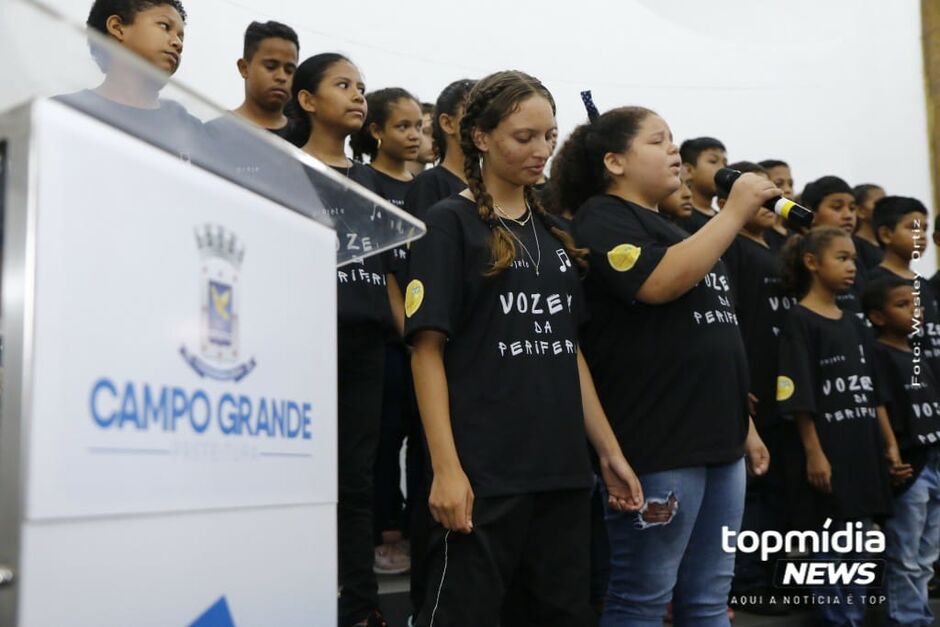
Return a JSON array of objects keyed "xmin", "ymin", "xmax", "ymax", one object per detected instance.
[
  {"xmin": 87, "ymin": 0, "xmax": 186, "ymax": 33},
  {"xmin": 853, "ymin": 183, "xmax": 883, "ymax": 206},
  {"xmin": 680, "ymin": 137, "xmax": 726, "ymax": 166},
  {"xmin": 717, "ymin": 161, "xmax": 768, "ymax": 199},
  {"xmin": 758, "ymin": 159, "xmax": 789, "ymax": 170},
  {"xmin": 86, "ymin": 0, "xmax": 186, "ymax": 69},
  {"xmin": 872, "ymin": 196, "xmax": 929, "ymax": 245},
  {"xmin": 862, "ymin": 274, "xmax": 911, "ymax": 318},
  {"xmin": 243, "ymin": 20, "xmax": 299, "ymax": 60},
  {"xmin": 800, "ymin": 175, "xmax": 852, "ymax": 211}
]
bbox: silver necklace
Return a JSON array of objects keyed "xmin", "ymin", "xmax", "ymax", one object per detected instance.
[{"xmin": 494, "ymin": 203, "xmax": 541, "ymax": 276}]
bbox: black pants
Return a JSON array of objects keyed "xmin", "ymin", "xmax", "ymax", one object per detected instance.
[
  {"xmin": 338, "ymin": 323, "xmax": 386, "ymax": 626},
  {"xmin": 732, "ymin": 422, "xmax": 792, "ymax": 594},
  {"xmin": 373, "ymin": 343, "xmax": 422, "ymax": 543},
  {"xmin": 416, "ymin": 489, "xmax": 594, "ymax": 627}
]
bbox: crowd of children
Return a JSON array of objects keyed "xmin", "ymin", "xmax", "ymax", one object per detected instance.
[{"xmin": 76, "ymin": 2, "xmax": 940, "ymax": 626}]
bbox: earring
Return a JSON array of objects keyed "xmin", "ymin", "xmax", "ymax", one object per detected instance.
[
  {"xmin": 479, "ymin": 155, "xmax": 484, "ymax": 173},
  {"xmin": 377, "ymin": 138, "xmax": 382, "ymax": 151}
]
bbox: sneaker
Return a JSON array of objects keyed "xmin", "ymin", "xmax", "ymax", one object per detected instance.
[
  {"xmin": 374, "ymin": 542, "xmax": 411, "ymax": 575},
  {"xmin": 351, "ymin": 610, "xmax": 389, "ymax": 627}
]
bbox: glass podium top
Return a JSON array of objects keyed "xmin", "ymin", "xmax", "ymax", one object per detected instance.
[{"xmin": 0, "ymin": 0, "xmax": 426, "ymax": 266}]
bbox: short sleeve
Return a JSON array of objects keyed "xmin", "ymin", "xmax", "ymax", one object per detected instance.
[
  {"xmin": 403, "ymin": 205, "xmax": 464, "ymax": 343},
  {"xmin": 573, "ymin": 200, "xmax": 669, "ymax": 305},
  {"xmin": 776, "ymin": 312, "xmax": 818, "ymax": 418}
]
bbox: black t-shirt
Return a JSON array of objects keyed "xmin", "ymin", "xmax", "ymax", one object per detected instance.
[
  {"xmin": 404, "ymin": 195, "xmax": 593, "ymax": 497},
  {"xmin": 765, "ymin": 226, "xmax": 795, "ymax": 254},
  {"xmin": 57, "ymin": 89, "xmax": 205, "ymax": 162},
  {"xmin": 724, "ymin": 235, "xmax": 796, "ymax": 429},
  {"xmin": 324, "ymin": 162, "xmax": 392, "ymax": 328},
  {"xmin": 867, "ymin": 265, "xmax": 940, "ymax": 377},
  {"xmin": 872, "ymin": 342, "xmax": 940, "ymax": 493},
  {"xmin": 369, "ymin": 167, "xmax": 413, "ymax": 294},
  {"xmin": 204, "ymin": 115, "xmax": 291, "ymax": 140},
  {"xmin": 853, "ymin": 234, "xmax": 885, "ymax": 272},
  {"xmin": 675, "ymin": 208, "xmax": 713, "ymax": 235},
  {"xmin": 402, "ymin": 165, "xmax": 465, "ymax": 220},
  {"xmin": 572, "ymin": 195, "xmax": 750, "ymax": 476},
  {"xmin": 776, "ymin": 305, "xmax": 891, "ymax": 525},
  {"xmin": 929, "ymin": 271, "xmax": 940, "ymax": 305}
]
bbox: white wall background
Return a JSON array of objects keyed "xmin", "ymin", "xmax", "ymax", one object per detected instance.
[{"xmin": 42, "ymin": 0, "xmax": 936, "ymax": 271}]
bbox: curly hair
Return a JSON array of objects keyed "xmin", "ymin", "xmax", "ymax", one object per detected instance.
[{"xmin": 781, "ymin": 226, "xmax": 851, "ymax": 297}]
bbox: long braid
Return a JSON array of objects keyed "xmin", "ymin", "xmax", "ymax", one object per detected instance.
[
  {"xmin": 525, "ymin": 186, "xmax": 588, "ymax": 272},
  {"xmin": 460, "ymin": 79, "xmax": 519, "ymax": 276}
]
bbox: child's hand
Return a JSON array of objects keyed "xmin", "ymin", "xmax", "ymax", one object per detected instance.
[
  {"xmin": 600, "ymin": 455, "xmax": 644, "ymax": 512},
  {"xmin": 724, "ymin": 172, "xmax": 782, "ymax": 219},
  {"xmin": 745, "ymin": 425, "xmax": 770, "ymax": 477},
  {"xmin": 806, "ymin": 450, "xmax": 832, "ymax": 493},
  {"xmin": 886, "ymin": 446, "xmax": 914, "ymax": 485}
]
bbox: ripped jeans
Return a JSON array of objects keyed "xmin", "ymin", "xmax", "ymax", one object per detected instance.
[{"xmin": 601, "ymin": 459, "xmax": 746, "ymax": 627}]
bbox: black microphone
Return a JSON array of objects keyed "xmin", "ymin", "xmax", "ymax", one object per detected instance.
[{"xmin": 715, "ymin": 167, "xmax": 814, "ymax": 229}]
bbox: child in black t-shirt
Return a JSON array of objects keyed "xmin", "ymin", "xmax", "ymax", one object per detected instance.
[
  {"xmin": 407, "ymin": 101, "xmax": 436, "ymax": 178},
  {"xmin": 869, "ymin": 196, "xmax": 940, "ymax": 378},
  {"xmin": 864, "ymin": 276, "xmax": 940, "ymax": 626},
  {"xmin": 758, "ymin": 159, "xmax": 797, "ymax": 253},
  {"xmin": 658, "ymin": 163, "xmax": 695, "ymax": 226},
  {"xmin": 675, "ymin": 136, "xmax": 728, "ymax": 234},
  {"xmin": 776, "ymin": 227, "xmax": 902, "ymax": 624},
  {"xmin": 403, "ymin": 79, "xmax": 476, "ymax": 221},
  {"xmin": 350, "ymin": 87, "xmax": 425, "ymax": 578},
  {"xmin": 802, "ymin": 176, "xmax": 867, "ymax": 318},
  {"xmin": 285, "ymin": 52, "xmax": 401, "ymax": 627},
  {"xmin": 854, "ymin": 183, "xmax": 887, "ymax": 271},
  {"xmin": 719, "ymin": 162, "xmax": 795, "ymax": 611},
  {"xmin": 224, "ymin": 21, "xmax": 299, "ymax": 138},
  {"xmin": 406, "ymin": 71, "xmax": 643, "ymax": 627},
  {"xmin": 552, "ymin": 104, "xmax": 775, "ymax": 625}
]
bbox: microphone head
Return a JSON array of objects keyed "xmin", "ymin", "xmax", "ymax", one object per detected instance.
[{"xmin": 714, "ymin": 167, "xmax": 741, "ymax": 191}]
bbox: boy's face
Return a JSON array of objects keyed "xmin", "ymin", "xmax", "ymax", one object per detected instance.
[
  {"xmin": 108, "ymin": 4, "xmax": 185, "ymax": 75},
  {"xmin": 240, "ymin": 37, "xmax": 298, "ymax": 113},
  {"xmin": 687, "ymin": 147, "xmax": 727, "ymax": 196},
  {"xmin": 417, "ymin": 112, "xmax": 436, "ymax": 164},
  {"xmin": 856, "ymin": 186, "xmax": 885, "ymax": 224},
  {"xmin": 879, "ymin": 211, "xmax": 928, "ymax": 262},
  {"xmin": 766, "ymin": 165, "xmax": 793, "ymax": 198},
  {"xmin": 813, "ymin": 192, "xmax": 856, "ymax": 233},
  {"xmin": 660, "ymin": 165, "xmax": 694, "ymax": 219},
  {"xmin": 871, "ymin": 285, "xmax": 916, "ymax": 336}
]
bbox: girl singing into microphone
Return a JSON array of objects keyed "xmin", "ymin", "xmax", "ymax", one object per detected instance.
[
  {"xmin": 553, "ymin": 99, "xmax": 775, "ymax": 626},
  {"xmin": 406, "ymin": 71, "xmax": 642, "ymax": 627}
]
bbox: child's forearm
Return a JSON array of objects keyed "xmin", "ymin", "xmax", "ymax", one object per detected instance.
[
  {"xmin": 794, "ymin": 412, "xmax": 825, "ymax": 457},
  {"xmin": 876, "ymin": 405, "xmax": 900, "ymax": 452}
]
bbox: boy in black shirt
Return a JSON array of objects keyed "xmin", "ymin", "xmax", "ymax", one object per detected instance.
[
  {"xmin": 720, "ymin": 162, "xmax": 794, "ymax": 613},
  {"xmin": 676, "ymin": 136, "xmax": 727, "ymax": 234},
  {"xmin": 758, "ymin": 159, "xmax": 797, "ymax": 253},
  {"xmin": 869, "ymin": 196, "xmax": 940, "ymax": 378},
  {"xmin": 864, "ymin": 276, "xmax": 940, "ymax": 626},
  {"xmin": 227, "ymin": 21, "xmax": 299, "ymax": 138},
  {"xmin": 854, "ymin": 183, "xmax": 886, "ymax": 271}
]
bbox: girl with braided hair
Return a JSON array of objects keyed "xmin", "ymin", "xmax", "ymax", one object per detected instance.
[{"xmin": 405, "ymin": 71, "xmax": 643, "ymax": 626}]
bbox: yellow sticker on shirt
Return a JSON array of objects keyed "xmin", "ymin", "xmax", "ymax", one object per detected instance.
[
  {"xmin": 776, "ymin": 376, "xmax": 795, "ymax": 401},
  {"xmin": 607, "ymin": 244, "xmax": 642, "ymax": 272},
  {"xmin": 405, "ymin": 279, "xmax": 425, "ymax": 318}
]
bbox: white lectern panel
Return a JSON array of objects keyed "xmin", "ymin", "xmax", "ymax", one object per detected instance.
[{"xmin": 26, "ymin": 100, "xmax": 337, "ymax": 519}]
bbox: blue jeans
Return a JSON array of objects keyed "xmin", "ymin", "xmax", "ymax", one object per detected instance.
[
  {"xmin": 810, "ymin": 518, "xmax": 873, "ymax": 627},
  {"xmin": 601, "ymin": 459, "xmax": 746, "ymax": 626},
  {"xmin": 885, "ymin": 448, "xmax": 940, "ymax": 626}
]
